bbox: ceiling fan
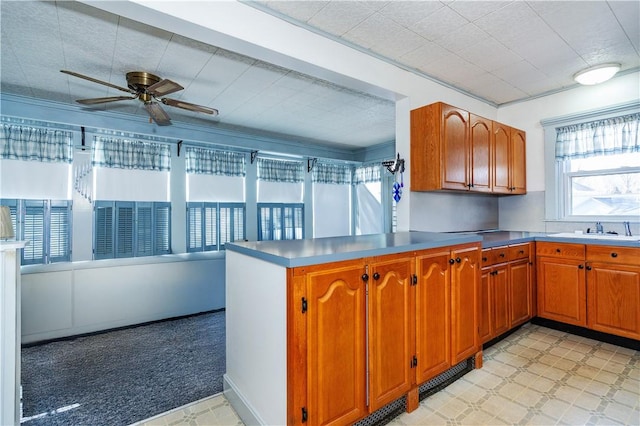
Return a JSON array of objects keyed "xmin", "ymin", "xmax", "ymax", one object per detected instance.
[{"xmin": 61, "ymin": 70, "xmax": 219, "ymax": 126}]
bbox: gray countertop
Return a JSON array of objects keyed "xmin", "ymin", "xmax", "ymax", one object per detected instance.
[
  {"xmin": 226, "ymin": 230, "xmax": 639, "ymax": 268},
  {"xmin": 225, "ymin": 231, "xmax": 481, "ymax": 268}
]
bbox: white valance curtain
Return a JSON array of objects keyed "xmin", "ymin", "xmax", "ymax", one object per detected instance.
[
  {"xmin": 312, "ymin": 162, "xmax": 353, "ymax": 185},
  {"xmin": 555, "ymin": 113, "xmax": 640, "ymax": 160},
  {"xmin": 257, "ymin": 158, "xmax": 304, "ymax": 183},
  {"xmin": 353, "ymin": 163, "xmax": 382, "ymax": 184},
  {"xmin": 0, "ymin": 123, "xmax": 73, "ymax": 163},
  {"xmin": 92, "ymin": 136, "xmax": 171, "ymax": 171},
  {"xmin": 185, "ymin": 147, "xmax": 246, "ymax": 176}
]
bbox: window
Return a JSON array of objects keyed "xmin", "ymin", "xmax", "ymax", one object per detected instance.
[
  {"xmin": 563, "ymin": 153, "xmax": 640, "ymax": 217},
  {"xmin": 554, "ymin": 112, "xmax": 640, "ymax": 219},
  {"xmin": 186, "ymin": 202, "xmax": 245, "ymax": 252},
  {"xmin": 94, "ymin": 201, "xmax": 170, "ymax": 259},
  {"xmin": 1, "ymin": 199, "xmax": 72, "ymax": 265},
  {"xmin": 258, "ymin": 203, "xmax": 304, "ymax": 241}
]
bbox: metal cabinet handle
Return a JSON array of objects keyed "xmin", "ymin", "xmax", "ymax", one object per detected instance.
[
  {"xmin": 362, "ymin": 273, "xmax": 369, "ymax": 282},
  {"xmin": 449, "ymin": 259, "xmax": 455, "ymax": 265},
  {"xmin": 611, "ymin": 252, "xmax": 618, "ymax": 258},
  {"xmin": 499, "ymin": 253, "xmax": 506, "ymax": 258},
  {"xmin": 578, "ymin": 264, "xmax": 584, "ymax": 269},
  {"xmin": 482, "ymin": 256, "xmax": 488, "ymax": 262},
  {"xmin": 556, "ymin": 248, "xmax": 561, "ymax": 253},
  {"xmin": 586, "ymin": 265, "xmax": 592, "ymax": 271},
  {"xmin": 455, "ymin": 257, "xmax": 462, "ymax": 263},
  {"xmin": 373, "ymin": 272, "xmax": 380, "ymax": 280}
]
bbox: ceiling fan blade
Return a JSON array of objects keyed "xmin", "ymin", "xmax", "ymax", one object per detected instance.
[
  {"xmin": 76, "ymin": 96, "xmax": 137, "ymax": 105},
  {"xmin": 61, "ymin": 70, "xmax": 133, "ymax": 94},
  {"xmin": 162, "ymin": 98, "xmax": 219, "ymax": 116},
  {"xmin": 144, "ymin": 102, "xmax": 172, "ymax": 126},
  {"xmin": 147, "ymin": 79, "xmax": 183, "ymax": 97}
]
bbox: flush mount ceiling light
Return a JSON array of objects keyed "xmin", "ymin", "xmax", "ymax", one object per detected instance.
[{"xmin": 573, "ymin": 63, "xmax": 621, "ymax": 85}]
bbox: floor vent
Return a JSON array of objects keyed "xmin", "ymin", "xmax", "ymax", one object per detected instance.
[{"xmin": 355, "ymin": 357, "xmax": 474, "ymax": 426}]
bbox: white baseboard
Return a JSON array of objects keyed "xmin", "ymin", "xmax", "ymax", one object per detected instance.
[{"xmin": 223, "ymin": 374, "xmax": 265, "ymax": 426}]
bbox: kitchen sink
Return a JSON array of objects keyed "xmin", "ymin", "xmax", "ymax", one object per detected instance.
[{"xmin": 547, "ymin": 232, "xmax": 640, "ymax": 242}]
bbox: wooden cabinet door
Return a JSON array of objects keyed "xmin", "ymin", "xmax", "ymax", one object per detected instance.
[
  {"xmin": 537, "ymin": 257, "xmax": 587, "ymax": 327},
  {"xmin": 491, "ymin": 264, "xmax": 510, "ymax": 337},
  {"xmin": 450, "ymin": 246, "xmax": 480, "ymax": 364},
  {"xmin": 306, "ymin": 263, "xmax": 367, "ymax": 426},
  {"xmin": 492, "ymin": 122, "xmax": 511, "ymax": 194},
  {"xmin": 442, "ymin": 105, "xmax": 470, "ymax": 190},
  {"xmin": 368, "ymin": 256, "xmax": 414, "ymax": 412},
  {"xmin": 510, "ymin": 128, "xmax": 527, "ymax": 194},
  {"xmin": 479, "ymin": 267, "xmax": 492, "ymax": 343},
  {"xmin": 415, "ymin": 250, "xmax": 451, "ymax": 383},
  {"xmin": 587, "ymin": 262, "xmax": 640, "ymax": 340},
  {"xmin": 470, "ymin": 114, "xmax": 492, "ymax": 193},
  {"xmin": 510, "ymin": 259, "xmax": 532, "ymax": 327}
]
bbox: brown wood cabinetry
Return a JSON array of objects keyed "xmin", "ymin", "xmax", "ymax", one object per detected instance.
[
  {"xmin": 492, "ymin": 124, "xmax": 527, "ymax": 194},
  {"xmin": 586, "ymin": 246, "xmax": 640, "ymax": 340},
  {"xmin": 368, "ymin": 254, "xmax": 414, "ymax": 412},
  {"xmin": 410, "ymin": 102, "xmax": 525, "ymax": 194},
  {"xmin": 536, "ymin": 242, "xmax": 587, "ymax": 327},
  {"xmin": 537, "ymin": 242, "xmax": 640, "ymax": 340},
  {"xmin": 289, "ymin": 243, "xmax": 481, "ymax": 425},
  {"xmin": 479, "ymin": 243, "xmax": 533, "ymax": 343},
  {"xmin": 300, "ymin": 260, "xmax": 368, "ymax": 426}
]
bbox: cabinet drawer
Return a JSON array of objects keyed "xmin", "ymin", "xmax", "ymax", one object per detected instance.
[
  {"xmin": 481, "ymin": 249, "xmax": 492, "ymax": 267},
  {"xmin": 509, "ymin": 243, "xmax": 530, "ymax": 261},
  {"xmin": 586, "ymin": 245, "xmax": 640, "ymax": 266},
  {"xmin": 483, "ymin": 246, "xmax": 509, "ymax": 266},
  {"xmin": 536, "ymin": 242, "xmax": 585, "ymax": 260}
]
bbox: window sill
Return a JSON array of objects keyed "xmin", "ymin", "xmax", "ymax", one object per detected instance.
[{"xmin": 20, "ymin": 251, "xmax": 226, "ymax": 275}]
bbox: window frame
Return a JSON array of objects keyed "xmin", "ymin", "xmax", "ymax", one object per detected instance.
[
  {"xmin": 94, "ymin": 200, "xmax": 171, "ymax": 260},
  {"xmin": 186, "ymin": 202, "xmax": 246, "ymax": 252},
  {"xmin": 257, "ymin": 202, "xmax": 304, "ymax": 241},
  {"xmin": 1, "ymin": 198, "xmax": 72, "ymax": 265},
  {"xmin": 561, "ymin": 161, "xmax": 640, "ymax": 221},
  {"xmin": 542, "ymin": 101, "xmax": 640, "ymax": 222}
]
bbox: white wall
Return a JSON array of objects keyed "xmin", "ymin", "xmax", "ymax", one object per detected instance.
[{"xmin": 21, "ymin": 254, "xmax": 225, "ymax": 344}]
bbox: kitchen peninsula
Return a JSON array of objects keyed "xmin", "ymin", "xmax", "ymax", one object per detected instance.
[{"xmin": 224, "ymin": 231, "xmax": 484, "ymax": 426}]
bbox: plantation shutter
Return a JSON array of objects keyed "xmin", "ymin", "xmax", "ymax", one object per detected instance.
[
  {"xmin": 233, "ymin": 206, "xmax": 245, "ymax": 242},
  {"xmin": 49, "ymin": 201, "xmax": 71, "ymax": 262},
  {"xmin": 136, "ymin": 203, "xmax": 153, "ymax": 257},
  {"xmin": 95, "ymin": 203, "xmax": 114, "ymax": 259},
  {"xmin": 187, "ymin": 203, "xmax": 203, "ymax": 252},
  {"xmin": 22, "ymin": 200, "xmax": 45, "ymax": 265},
  {"xmin": 204, "ymin": 204, "xmax": 217, "ymax": 251},
  {"xmin": 154, "ymin": 203, "xmax": 170, "ymax": 254},
  {"xmin": 116, "ymin": 202, "xmax": 134, "ymax": 258}
]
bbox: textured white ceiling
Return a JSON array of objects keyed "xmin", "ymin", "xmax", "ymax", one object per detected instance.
[{"xmin": 1, "ymin": 1, "xmax": 638, "ymax": 151}]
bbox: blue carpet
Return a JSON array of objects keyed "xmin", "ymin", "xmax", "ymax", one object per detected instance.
[{"xmin": 20, "ymin": 310, "xmax": 225, "ymax": 425}]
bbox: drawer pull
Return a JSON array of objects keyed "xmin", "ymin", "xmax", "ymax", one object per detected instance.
[
  {"xmin": 499, "ymin": 253, "xmax": 506, "ymax": 258},
  {"xmin": 556, "ymin": 248, "xmax": 561, "ymax": 253},
  {"xmin": 586, "ymin": 265, "xmax": 592, "ymax": 271},
  {"xmin": 611, "ymin": 252, "xmax": 618, "ymax": 258},
  {"xmin": 519, "ymin": 250, "xmax": 524, "ymax": 254},
  {"xmin": 482, "ymin": 257, "xmax": 488, "ymax": 262}
]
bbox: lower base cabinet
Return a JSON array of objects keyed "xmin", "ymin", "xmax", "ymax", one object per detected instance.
[
  {"xmin": 289, "ymin": 244, "xmax": 481, "ymax": 425},
  {"xmin": 479, "ymin": 243, "xmax": 533, "ymax": 343},
  {"xmin": 537, "ymin": 243, "xmax": 640, "ymax": 340}
]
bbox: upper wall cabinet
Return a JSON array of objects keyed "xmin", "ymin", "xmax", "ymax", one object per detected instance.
[{"xmin": 410, "ymin": 102, "xmax": 526, "ymax": 195}]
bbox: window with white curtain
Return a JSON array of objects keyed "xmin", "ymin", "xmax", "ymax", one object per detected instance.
[
  {"xmin": 92, "ymin": 135, "xmax": 171, "ymax": 259},
  {"xmin": 185, "ymin": 147, "xmax": 246, "ymax": 251},
  {"xmin": 257, "ymin": 158, "xmax": 304, "ymax": 240},
  {"xmin": 555, "ymin": 113, "xmax": 640, "ymax": 218},
  {"xmin": 0, "ymin": 120, "xmax": 73, "ymax": 264},
  {"xmin": 354, "ymin": 163, "xmax": 384, "ymax": 235},
  {"xmin": 312, "ymin": 161, "xmax": 352, "ymax": 238}
]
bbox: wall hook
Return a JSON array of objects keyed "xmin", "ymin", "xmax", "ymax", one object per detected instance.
[
  {"xmin": 308, "ymin": 158, "xmax": 317, "ymax": 172},
  {"xmin": 382, "ymin": 153, "xmax": 405, "ymax": 175}
]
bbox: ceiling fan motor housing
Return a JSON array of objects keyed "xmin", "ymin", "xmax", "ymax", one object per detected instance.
[{"xmin": 126, "ymin": 71, "xmax": 161, "ymax": 102}]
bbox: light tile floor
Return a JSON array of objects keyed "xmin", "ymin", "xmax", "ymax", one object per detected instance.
[{"xmin": 135, "ymin": 324, "xmax": 639, "ymax": 426}]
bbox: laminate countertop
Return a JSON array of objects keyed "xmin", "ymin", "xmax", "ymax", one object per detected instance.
[
  {"xmin": 225, "ymin": 231, "xmax": 482, "ymax": 268},
  {"xmin": 226, "ymin": 230, "xmax": 639, "ymax": 268}
]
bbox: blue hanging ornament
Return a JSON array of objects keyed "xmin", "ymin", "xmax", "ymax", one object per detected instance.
[{"xmin": 393, "ymin": 173, "xmax": 403, "ymax": 202}]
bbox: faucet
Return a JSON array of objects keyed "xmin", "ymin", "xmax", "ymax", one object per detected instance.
[
  {"xmin": 595, "ymin": 222, "xmax": 604, "ymax": 234},
  {"xmin": 624, "ymin": 221, "xmax": 632, "ymax": 237}
]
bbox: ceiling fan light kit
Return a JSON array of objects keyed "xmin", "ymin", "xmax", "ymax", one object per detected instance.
[
  {"xmin": 573, "ymin": 63, "xmax": 621, "ymax": 85},
  {"xmin": 61, "ymin": 69, "xmax": 218, "ymax": 126}
]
